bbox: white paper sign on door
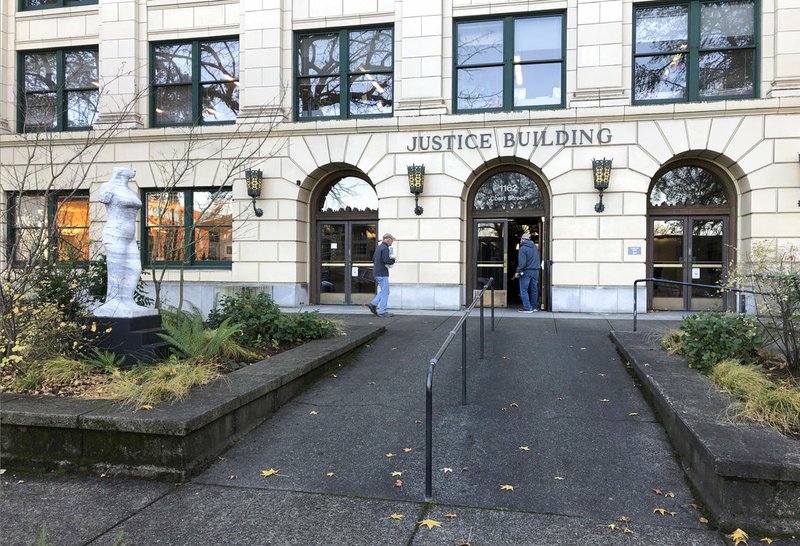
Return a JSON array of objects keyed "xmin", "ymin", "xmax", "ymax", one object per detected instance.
[
  {"xmin": 352, "ymin": 267, "xmax": 359, "ymax": 277},
  {"xmin": 692, "ymin": 267, "xmax": 700, "ymax": 279},
  {"xmin": 330, "ymin": 243, "xmax": 337, "ymax": 249}
]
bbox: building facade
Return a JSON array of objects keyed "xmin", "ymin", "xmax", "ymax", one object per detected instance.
[{"xmin": 1, "ymin": 0, "xmax": 799, "ymax": 314}]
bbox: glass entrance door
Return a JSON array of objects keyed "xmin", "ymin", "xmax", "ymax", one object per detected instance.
[
  {"xmin": 319, "ymin": 222, "xmax": 377, "ymax": 304},
  {"xmin": 651, "ymin": 217, "xmax": 727, "ymax": 310},
  {"xmin": 475, "ymin": 221, "xmax": 507, "ymax": 293}
]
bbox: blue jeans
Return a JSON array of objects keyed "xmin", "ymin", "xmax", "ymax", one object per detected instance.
[
  {"xmin": 519, "ymin": 269, "xmax": 539, "ymax": 311},
  {"xmin": 371, "ymin": 276, "xmax": 390, "ymax": 314}
]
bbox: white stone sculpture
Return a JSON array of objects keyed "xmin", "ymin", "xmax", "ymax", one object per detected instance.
[{"xmin": 93, "ymin": 167, "xmax": 157, "ymax": 318}]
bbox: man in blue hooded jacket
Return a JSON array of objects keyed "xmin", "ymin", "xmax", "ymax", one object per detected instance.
[{"xmin": 514, "ymin": 232, "xmax": 540, "ymax": 312}]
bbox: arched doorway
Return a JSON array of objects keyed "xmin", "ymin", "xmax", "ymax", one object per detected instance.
[
  {"xmin": 647, "ymin": 163, "xmax": 735, "ymax": 311},
  {"xmin": 312, "ymin": 175, "xmax": 379, "ymax": 305},
  {"xmin": 467, "ymin": 168, "xmax": 550, "ymax": 310}
]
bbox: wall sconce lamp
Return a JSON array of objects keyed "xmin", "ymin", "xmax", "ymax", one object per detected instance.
[
  {"xmin": 592, "ymin": 158, "xmax": 613, "ymax": 213},
  {"xmin": 407, "ymin": 164, "xmax": 425, "ymax": 216},
  {"xmin": 245, "ymin": 168, "xmax": 264, "ymax": 217}
]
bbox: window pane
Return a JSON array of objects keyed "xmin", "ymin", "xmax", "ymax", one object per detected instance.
[
  {"xmin": 200, "ymin": 40, "xmax": 239, "ymax": 82},
  {"xmin": 298, "ymin": 76, "xmax": 341, "ymax": 118},
  {"xmin": 24, "ymin": 53, "xmax": 57, "ymax": 92},
  {"xmin": 55, "ymin": 196, "xmax": 90, "ymax": 260},
  {"xmin": 650, "ymin": 166, "xmax": 729, "ymax": 207},
  {"xmin": 635, "ymin": 5, "xmax": 688, "ymax": 54},
  {"xmin": 24, "ymin": 93, "xmax": 58, "ymax": 129},
  {"xmin": 349, "ymin": 74, "xmax": 392, "ymax": 115},
  {"xmin": 155, "ymin": 86, "xmax": 193, "ymax": 124},
  {"xmin": 14, "ymin": 228, "xmax": 48, "ymax": 262},
  {"xmin": 634, "ymin": 53, "xmax": 687, "ymax": 100},
  {"xmin": 147, "ymin": 227, "xmax": 185, "ymax": 261},
  {"xmin": 457, "ymin": 20, "xmax": 503, "ymax": 65},
  {"xmin": 457, "ymin": 66, "xmax": 503, "ymax": 110},
  {"xmin": 515, "ymin": 16, "xmax": 562, "ymax": 62},
  {"xmin": 201, "ymin": 83, "xmax": 239, "ymax": 121},
  {"xmin": 64, "ymin": 49, "xmax": 98, "ymax": 88},
  {"xmin": 66, "ymin": 90, "xmax": 99, "ymax": 127},
  {"xmin": 349, "ymin": 29, "xmax": 393, "ymax": 71},
  {"xmin": 699, "ymin": 49, "xmax": 753, "ymax": 97},
  {"xmin": 298, "ymin": 34, "xmax": 340, "ymax": 76},
  {"xmin": 15, "ymin": 195, "xmax": 47, "ymax": 228},
  {"xmin": 194, "ymin": 227, "xmax": 232, "ymax": 262},
  {"xmin": 473, "ymin": 172, "xmax": 544, "ymax": 211},
  {"xmin": 194, "ymin": 191, "xmax": 232, "ymax": 226},
  {"xmin": 26, "ymin": 0, "xmax": 59, "ymax": 6},
  {"xmin": 154, "ymin": 44, "xmax": 193, "ymax": 84},
  {"xmin": 513, "ymin": 62, "xmax": 561, "ymax": 107},
  {"xmin": 321, "ymin": 177, "xmax": 378, "ymax": 212},
  {"xmin": 147, "ymin": 192, "xmax": 185, "ymax": 226},
  {"xmin": 701, "ymin": 1, "xmax": 754, "ymax": 48}
]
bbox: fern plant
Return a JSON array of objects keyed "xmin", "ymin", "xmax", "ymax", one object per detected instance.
[{"xmin": 158, "ymin": 311, "xmax": 242, "ymax": 362}]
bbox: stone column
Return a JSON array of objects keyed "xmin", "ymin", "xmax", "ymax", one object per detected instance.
[
  {"xmin": 394, "ymin": 0, "xmax": 447, "ymax": 116},
  {"xmin": 238, "ymin": 0, "xmax": 286, "ymax": 122},
  {"xmin": 95, "ymin": 0, "xmax": 144, "ymax": 128},
  {"xmin": 768, "ymin": 0, "xmax": 800, "ymax": 97}
]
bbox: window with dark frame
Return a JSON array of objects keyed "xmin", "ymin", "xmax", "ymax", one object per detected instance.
[
  {"xmin": 151, "ymin": 38, "xmax": 239, "ymax": 127},
  {"xmin": 296, "ymin": 27, "xmax": 393, "ymax": 120},
  {"xmin": 454, "ymin": 13, "xmax": 565, "ymax": 113},
  {"xmin": 143, "ymin": 189, "xmax": 233, "ymax": 266},
  {"xmin": 20, "ymin": 0, "xmax": 96, "ymax": 11},
  {"xmin": 7, "ymin": 193, "xmax": 90, "ymax": 263},
  {"xmin": 19, "ymin": 47, "xmax": 99, "ymax": 132},
  {"xmin": 633, "ymin": 0, "xmax": 757, "ymax": 103}
]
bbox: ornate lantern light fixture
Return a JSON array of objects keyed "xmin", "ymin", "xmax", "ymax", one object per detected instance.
[
  {"xmin": 592, "ymin": 158, "xmax": 612, "ymax": 213},
  {"xmin": 407, "ymin": 164, "xmax": 425, "ymax": 216},
  {"xmin": 245, "ymin": 168, "xmax": 264, "ymax": 217}
]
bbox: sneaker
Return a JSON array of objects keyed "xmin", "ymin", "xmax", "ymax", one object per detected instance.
[
  {"xmin": 378, "ymin": 312, "xmax": 394, "ymax": 317},
  {"xmin": 518, "ymin": 309, "xmax": 534, "ymax": 313},
  {"xmin": 531, "ymin": 308, "xmax": 540, "ymax": 312},
  {"xmin": 367, "ymin": 303, "xmax": 378, "ymax": 316}
]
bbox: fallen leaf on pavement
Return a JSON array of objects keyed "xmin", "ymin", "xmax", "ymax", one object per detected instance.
[
  {"xmin": 394, "ymin": 479, "xmax": 403, "ymax": 488},
  {"xmin": 730, "ymin": 528, "xmax": 749, "ymax": 545},
  {"xmin": 519, "ymin": 446, "xmax": 530, "ymax": 451},
  {"xmin": 418, "ymin": 519, "xmax": 441, "ymax": 529},
  {"xmin": 403, "ymin": 448, "xmax": 413, "ymax": 452},
  {"xmin": 389, "ymin": 513, "xmax": 404, "ymax": 520},
  {"xmin": 391, "ymin": 471, "xmax": 402, "ymax": 477},
  {"xmin": 326, "ymin": 472, "xmax": 335, "ymax": 477},
  {"xmin": 500, "ymin": 484, "xmax": 514, "ymax": 491},
  {"xmin": 653, "ymin": 508, "xmax": 667, "ymax": 516},
  {"xmin": 309, "ymin": 410, "xmax": 318, "ymax": 415},
  {"xmin": 441, "ymin": 467, "xmax": 453, "ymax": 473},
  {"xmin": 228, "ymin": 474, "xmax": 237, "ymax": 480},
  {"xmin": 386, "ymin": 453, "xmax": 396, "ymax": 458},
  {"xmin": 445, "ymin": 514, "xmax": 458, "ymax": 518},
  {"xmin": 260, "ymin": 469, "xmax": 279, "ymax": 478}
]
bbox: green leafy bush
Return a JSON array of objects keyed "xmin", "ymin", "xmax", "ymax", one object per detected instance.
[
  {"xmin": 680, "ymin": 312, "xmax": 763, "ymax": 373},
  {"xmin": 208, "ymin": 290, "xmax": 339, "ymax": 348},
  {"xmin": 159, "ymin": 310, "xmax": 241, "ymax": 363}
]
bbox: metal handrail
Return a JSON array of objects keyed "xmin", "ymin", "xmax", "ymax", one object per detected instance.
[
  {"xmin": 632, "ymin": 278, "xmax": 756, "ymax": 331},
  {"xmin": 425, "ymin": 277, "xmax": 494, "ymax": 500}
]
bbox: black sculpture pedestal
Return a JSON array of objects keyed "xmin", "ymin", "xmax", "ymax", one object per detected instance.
[{"xmin": 85, "ymin": 314, "xmax": 169, "ymax": 367}]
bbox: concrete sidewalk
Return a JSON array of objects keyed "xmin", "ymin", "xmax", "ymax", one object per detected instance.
[{"xmin": 2, "ymin": 313, "xmax": 796, "ymax": 545}]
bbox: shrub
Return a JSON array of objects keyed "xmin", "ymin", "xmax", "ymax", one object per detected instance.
[
  {"xmin": 208, "ymin": 290, "xmax": 339, "ymax": 348},
  {"xmin": 680, "ymin": 312, "xmax": 762, "ymax": 373},
  {"xmin": 159, "ymin": 310, "xmax": 241, "ymax": 363}
]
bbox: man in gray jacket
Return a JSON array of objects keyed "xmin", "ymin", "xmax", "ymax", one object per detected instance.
[
  {"xmin": 368, "ymin": 233, "xmax": 396, "ymax": 317},
  {"xmin": 514, "ymin": 232, "xmax": 541, "ymax": 312}
]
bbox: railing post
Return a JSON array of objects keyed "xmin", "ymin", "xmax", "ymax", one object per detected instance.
[
  {"xmin": 490, "ymin": 277, "xmax": 495, "ymax": 332},
  {"xmin": 461, "ymin": 321, "xmax": 467, "ymax": 406},
  {"xmin": 425, "ymin": 359, "xmax": 434, "ymax": 500},
  {"xmin": 480, "ymin": 286, "xmax": 485, "ymax": 360},
  {"xmin": 633, "ymin": 280, "xmax": 639, "ymax": 332}
]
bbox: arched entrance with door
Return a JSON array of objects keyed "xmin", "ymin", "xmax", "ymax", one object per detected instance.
[
  {"xmin": 647, "ymin": 162, "xmax": 736, "ymax": 311},
  {"xmin": 467, "ymin": 166, "xmax": 550, "ymax": 310},
  {"xmin": 311, "ymin": 173, "xmax": 379, "ymax": 305}
]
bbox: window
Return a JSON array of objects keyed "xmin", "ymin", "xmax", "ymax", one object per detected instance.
[
  {"xmin": 144, "ymin": 189, "xmax": 232, "ymax": 266},
  {"xmin": 8, "ymin": 193, "xmax": 89, "ymax": 263},
  {"xmin": 19, "ymin": 48, "xmax": 99, "ymax": 132},
  {"xmin": 151, "ymin": 39, "xmax": 239, "ymax": 127},
  {"xmin": 20, "ymin": 0, "xmax": 96, "ymax": 11},
  {"xmin": 633, "ymin": 1, "xmax": 757, "ymax": 102},
  {"xmin": 454, "ymin": 13, "xmax": 565, "ymax": 112},
  {"xmin": 296, "ymin": 27, "xmax": 393, "ymax": 119}
]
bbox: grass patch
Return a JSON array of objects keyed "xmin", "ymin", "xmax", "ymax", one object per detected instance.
[
  {"xmin": 109, "ymin": 359, "xmax": 220, "ymax": 406},
  {"xmin": 659, "ymin": 329, "xmax": 684, "ymax": 355}
]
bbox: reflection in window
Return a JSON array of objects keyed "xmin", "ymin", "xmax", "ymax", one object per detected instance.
[
  {"xmin": 8, "ymin": 193, "xmax": 89, "ymax": 263},
  {"xmin": 297, "ymin": 27, "xmax": 393, "ymax": 119},
  {"xmin": 20, "ymin": 48, "xmax": 99, "ymax": 132},
  {"xmin": 455, "ymin": 14, "xmax": 564, "ymax": 112},
  {"xmin": 634, "ymin": 1, "xmax": 756, "ymax": 102},
  {"xmin": 320, "ymin": 177, "xmax": 378, "ymax": 212},
  {"xmin": 22, "ymin": 0, "xmax": 96, "ymax": 10},
  {"xmin": 473, "ymin": 172, "xmax": 544, "ymax": 211},
  {"xmin": 649, "ymin": 166, "xmax": 728, "ymax": 207},
  {"xmin": 152, "ymin": 39, "xmax": 239, "ymax": 126},
  {"xmin": 145, "ymin": 189, "xmax": 232, "ymax": 265}
]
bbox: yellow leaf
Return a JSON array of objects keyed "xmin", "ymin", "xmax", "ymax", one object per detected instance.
[
  {"xmin": 326, "ymin": 472, "xmax": 335, "ymax": 477},
  {"xmin": 389, "ymin": 513, "xmax": 404, "ymax": 520},
  {"xmin": 445, "ymin": 513, "xmax": 458, "ymax": 518},
  {"xmin": 554, "ymin": 476, "xmax": 565, "ymax": 480},
  {"xmin": 386, "ymin": 453, "xmax": 396, "ymax": 458},
  {"xmin": 629, "ymin": 412, "xmax": 639, "ymax": 416},
  {"xmin": 309, "ymin": 410, "xmax": 318, "ymax": 415},
  {"xmin": 415, "ymin": 419, "xmax": 423, "ymax": 425},
  {"xmin": 618, "ymin": 516, "xmax": 631, "ymax": 523},
  {"xmin": 623, "ymin": 527, "xmax": 633, "ymax": 535},
  {"xmin": 417, "ymin": 519, "xmax": 441, "ymax": 529},
  {"xmin": 390, "ymin": 471, "xmax": 402, "ymax": 477},
  {"xmin": 608, "ymin": 523, "xmax": 619, "ymax": 531},
  {"xmin": 665, "ymin": 492, "xmax": 675, "ymax": 498},
  {"xmin": 141, "ymin": 404, "xmax": 153, "ymax": 410},
  {"xmin": 653, "ymin": 508, "xmax": 667, "ymax": 516},
  {"xmin": 260, "ymin": 468, "xmax": 279, "ymax": 478},
  {"xmin": 599, "ymin": 399, "xmax": 610, "ymax": 403},
  {"xmin": 760, "ymin": 538, "xmax": 773, "ymax": 544},
  {"xmin": 403, "ymin": 448, "xmax": 413, "ymax": 453},
  {"xmin": 510, "ymin": 402, "xmax": 519, "ymax": 408},
  {"xmin": 500, "ymin": 484, "xmax": 514, "ymax": 491},
  {"xmin": 669, "ymin": 511, "xmax": 676, "ymax": 517},
  {"xmin": 699, "ymin": 517, "xmax": 709, "ymax": 524},
  {"xmin": 368, "ymin": 381, "xmax": 376, "ymax": 385},
  {"xmin": 441, "ymin": 467, "xmax": 453, "ymax": 473},
  {"xmin": 730, "ymin": 529, "xmax": 749, "ymax": 545},
  {"xmin": 91, "ymin": 322, "xmax": 97, "ymax": 332},
  {"xmin": 519, "ymin": 446, "xmax": 530, "ymax": 451}
]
